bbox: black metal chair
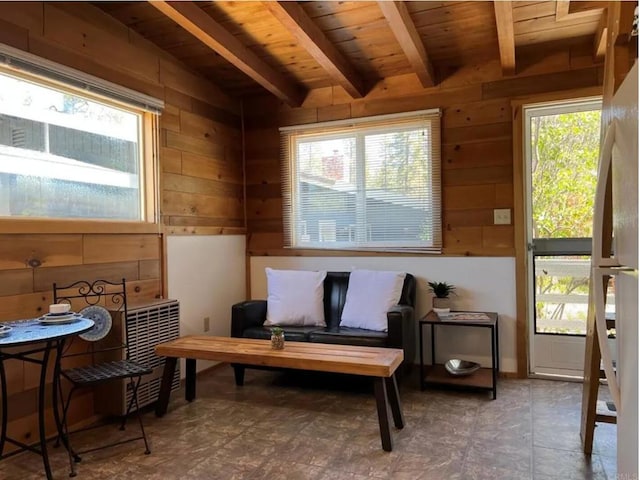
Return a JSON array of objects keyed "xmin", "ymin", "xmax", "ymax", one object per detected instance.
[{"xmin": 53, "ymin": 279, "xmax": 151, "ymax": 477}]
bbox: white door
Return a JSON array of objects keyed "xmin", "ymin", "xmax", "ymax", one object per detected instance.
[{"xmin": 524, "ymin": 98, "xmax": 608, "ymax": 377}]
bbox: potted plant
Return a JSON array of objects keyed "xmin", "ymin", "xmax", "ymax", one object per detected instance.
[
  {"xmin": 428, "ymin": 281, "xmax": 456, "ymax": 313},
  {"xmin": 270, "ymin": 326, "xmax": 285, "ymax": 350}
]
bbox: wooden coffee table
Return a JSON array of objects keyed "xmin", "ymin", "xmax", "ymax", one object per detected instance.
[{"xmin": 154, "ymin": 336, "xmax": 404, "ymax": 451}]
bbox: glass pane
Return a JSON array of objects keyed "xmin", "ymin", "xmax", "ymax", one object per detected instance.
[
  {"xmin": 295, "ymin": 136, "xmax": 356, "ymax": 244},
  {"xmin": 364, "ymin": 129, "xmax": 432, "ymax": 244},
  {"xmin": 534, "ymin": 255, "xmax": 615, "ymax": 335},
  {"xmin": 530, "ymin": 109, "xmax": 601, "ymax": 239},
  {"xmin": 0, "ymin": 71, "xmax": 142, "ymax": 220}
]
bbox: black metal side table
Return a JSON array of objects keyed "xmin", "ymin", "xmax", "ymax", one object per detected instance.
[{"xmin": 419, "ymin": 310, "xmax": 499, "ymax": 399}]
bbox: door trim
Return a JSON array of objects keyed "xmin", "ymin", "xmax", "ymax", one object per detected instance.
[{"xmin": 511, "ymin": 86, "xmax": 603, "ymax": 378}]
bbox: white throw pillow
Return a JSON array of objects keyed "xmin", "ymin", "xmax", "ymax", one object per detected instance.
[
  {"xmin": 265, "ymin": 268, "xmax": 327, "ymax": 327},
  {"xmin": 340, "ymin": 270, "xmax": 406, "ymax": 332}
]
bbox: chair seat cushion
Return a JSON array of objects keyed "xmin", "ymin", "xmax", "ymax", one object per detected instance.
[
  {"xmin": 308, "ymin": 327, "xmax": 387, "ymax": 347},
  {"xmin": 62, "ymin": 360, "xmax": 152, "ymax": 386}
]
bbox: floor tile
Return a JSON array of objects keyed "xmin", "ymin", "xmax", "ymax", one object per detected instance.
[{"xmin": 0, "ymin": 369, "xmax": 618, "ymax": 480}]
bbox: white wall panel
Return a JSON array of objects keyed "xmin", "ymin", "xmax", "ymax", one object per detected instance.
[
  {"xmin": 167, "ymin": 235, "xmax": 246, "ymax": 375},
  {"xmin": 251, "ymin": 256, "xmax": 517, "ymax": 372}
]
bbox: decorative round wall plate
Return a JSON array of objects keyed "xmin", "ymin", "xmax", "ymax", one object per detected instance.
[{"xmin": 78, "ymin": 305, "xmax": 112, "ymax": 341}]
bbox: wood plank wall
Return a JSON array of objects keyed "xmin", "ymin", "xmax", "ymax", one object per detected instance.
[
  {"xmin": 0, "ymin": 2, "xmax": 242, "ymax": 449},
  {"xmin": 244, "ymin": 40, "xmax": 604, "ymax": 257}
]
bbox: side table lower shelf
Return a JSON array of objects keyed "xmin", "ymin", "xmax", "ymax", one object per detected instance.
[
  {"xmin": 422, "ymin": 364, "xmax": 494, "ymax": 391},
  {"xmin": 419, "ymin": 311, "xmax": 499, "ymax": 399}
]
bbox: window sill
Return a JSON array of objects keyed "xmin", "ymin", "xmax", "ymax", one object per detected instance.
[{"xmin": 0, "ymin": 218, "xmax": 161, "ymax": 235}]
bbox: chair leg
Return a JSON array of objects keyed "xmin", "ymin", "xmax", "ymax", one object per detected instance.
[
  {"xmin": 131, "ymin": 379, "xmax": 151, "ymax": 455},
  {"xmin": 120, "ymin": 378, "xmax": 138, "ymax": 431},
  {"xmin": 123, "ymin": 377, "xmax": 151, "ymax": 454}
]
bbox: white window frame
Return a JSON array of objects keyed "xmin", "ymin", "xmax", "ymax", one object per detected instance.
[{"xmin": 281, "ymin": 109, "xmax": 442, "ymax": 253}]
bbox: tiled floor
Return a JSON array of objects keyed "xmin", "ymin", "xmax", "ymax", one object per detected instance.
[{"xmin": 0, "ymin": 367, "xmax": 617, "ymax": 479}]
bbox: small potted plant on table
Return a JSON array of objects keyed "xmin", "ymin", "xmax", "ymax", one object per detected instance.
[
  {"xmin": 428, "ymin": 281, "xmax": 456, "ymax": 313},
  {"xmin": 270, "ymin": 327, "xmax": 285, "ymax": 350}
]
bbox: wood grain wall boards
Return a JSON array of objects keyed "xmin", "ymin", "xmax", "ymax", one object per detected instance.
[
  {"xmin": 3, "ymin": 391, "xmax": 94, "ymax": 455},
  {"xmin": 443, "ymin": 139, "xmax": 513, "ymax": 170},
  {"xmin": 179, "ymin": 152, "xmax": 243, "ymax": 184},
  {"xmin": 162, "ymin": 172, "xmax": 243, "ymax": 198},
  {"xmin": 243, "ymin": 50, "xmax": 602, "ymax": 258},
  {"xmin": 0, "ymin": 17, "xmax": 30, "ymax": 51},
  {"xmin": 0, "ymin": 269, "xmax": 33, "ymax": 296},
  {"xmin": 83, "ymin": 235, "xmax": 161, "ymax": 265},
  {"xmin": 0, "ymin": 291, "xmax": 53, "ymax": 322},
  {"xmin": 0, "ymin": 1, "xmax": 242, "ymax": 442},
  {"xmin": 0, "ymin": 235, "xmax": 83, "ymax": 270},
  {"xmin": 33, "ymin": 261, "xmax": 139, "ymax": 293},
  {"xmin": 139, "ymin": 259, "xmax": 161, "ymax": 280}
]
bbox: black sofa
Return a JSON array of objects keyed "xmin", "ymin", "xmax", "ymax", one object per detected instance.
[{"xmin": 231, "ymin": 271, "xmax": 416, "ymax": 383}]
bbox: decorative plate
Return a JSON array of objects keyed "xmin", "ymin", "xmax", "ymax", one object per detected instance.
[{"xmin": 78, "ymin": 305, "xmax": 112, "ymax": 341}]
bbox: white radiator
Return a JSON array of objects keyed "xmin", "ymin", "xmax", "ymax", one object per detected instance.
[{"xmin": 95, "ymin": 299, "xmax": 181, "ymax": 416}]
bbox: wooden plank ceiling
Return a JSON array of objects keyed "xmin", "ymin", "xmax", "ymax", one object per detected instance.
[{"xmin": 95, "ymin": 1, "xmax": 607, "ymax": 105}]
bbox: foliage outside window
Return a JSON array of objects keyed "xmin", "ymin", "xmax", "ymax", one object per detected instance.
[
  {"xmin": 281, "ymin": 111, "xmax": 442, "ymax": 252},
  {"xmin": 0, "ymin": 58, "xmax": 160, "ymax": 225},
  {"xmin": 527, "ymin": 100, "xmax": 603, "ymax": 335}
]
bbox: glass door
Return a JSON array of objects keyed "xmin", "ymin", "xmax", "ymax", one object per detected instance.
[{"xmin": 525, "ymin": 98, "xmax": 606, "ymax": 377}]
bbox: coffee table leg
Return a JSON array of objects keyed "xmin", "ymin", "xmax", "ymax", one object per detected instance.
[
  {"xmin": 385, "ymin": 374, "xmax": 404, "ymax": 429},
  {"xmin": 156, "ymin": 357, "xmax": 177, "ymax": 417},
  {"xmin": 233, "ymin": 365, "xmax": 245, "ymax": 386},
  {"xmin": 374, "ymin": 377, "xmax": 392, "ymax": 452},
  {"xmin": 185, "ymin": 358, "xmax": 197, "ymax": 401}
]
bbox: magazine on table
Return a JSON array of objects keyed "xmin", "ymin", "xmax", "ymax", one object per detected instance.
[{"xmin": 436, "ymin": 311, "xmax": 492, "ymax": 322}]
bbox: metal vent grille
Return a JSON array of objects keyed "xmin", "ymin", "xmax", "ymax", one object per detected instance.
[{"xmin": 124, "ymin": 300, "xmax": 180, "ymax": 411}]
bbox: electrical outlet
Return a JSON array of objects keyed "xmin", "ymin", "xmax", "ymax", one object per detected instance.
[
  {"xmin": 493, "ymin": 208, "xmax": 511, "ymax": 225},
  {"xmin": 203, "ymin": 317, "xmax": 210, "ymax": 332}
]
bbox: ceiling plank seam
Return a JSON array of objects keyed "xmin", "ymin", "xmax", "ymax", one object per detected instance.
[
  {"xmin": 378, "ymin": 1, "xmax": 436, "ymax": 88},
  {"xmin": 149, "ymin": 1, "xmax": 306, "ymax": 107}
]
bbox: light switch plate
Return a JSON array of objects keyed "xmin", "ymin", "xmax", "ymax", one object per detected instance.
[{"xmin": 493, "ymin": 208, "xmax": 511, "ymax": 225}]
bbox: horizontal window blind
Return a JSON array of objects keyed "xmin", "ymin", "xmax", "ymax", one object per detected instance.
[
  {"xmin": 280, "ymin": 110, "xmax": 442, "ymax": 253},
  {"xmin": 0, "ymin": 43, "xmax": 164, "ymax": 113}
]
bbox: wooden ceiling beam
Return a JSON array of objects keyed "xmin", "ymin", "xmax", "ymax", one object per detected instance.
[
  {"xmin": 556, "ymin": 0, "xmax": 570, "ymax": 20},
  {"xmin": 569, "ymin": 1, "xmax": 608, "ymax": 16},
  {"xmin": 263, "ymin": 1, "xmax": 367, "ymax": 99},
  {"xmin": 593, "ymin": 10, "xmax": 608, "ymax": 60},
  {"xmin": 378, "ymin": 1, "xmax": 435, "ymax": 88},
  {"xmin": 558, "ymin": 0, "xmax": 607, "ymax": 21},
  {"xmin": 493, "ymin": 1, "xmax": 516, "ymax": 76},
  {"xmin": 149, "ymin": 1, "xmax": 305, "ymax": 107}
]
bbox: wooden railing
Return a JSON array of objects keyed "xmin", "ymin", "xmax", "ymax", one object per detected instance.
[{"xmin": 535, "ymin": 257, "xmax": 615, "ymax": 334}]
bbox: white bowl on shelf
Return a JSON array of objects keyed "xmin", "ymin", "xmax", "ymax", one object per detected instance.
[{"xmin": 432, "ymin": 307, "xmax": 450, "ymax": 315}]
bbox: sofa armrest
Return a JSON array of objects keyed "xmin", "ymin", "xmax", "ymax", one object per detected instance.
[
  {"xmin": 387, "ymin": 305, "xmax": 416, "ymax": 370},
  {"xmin": 231, "ymin": 300, "xmax": 267, "ymax": 337}
]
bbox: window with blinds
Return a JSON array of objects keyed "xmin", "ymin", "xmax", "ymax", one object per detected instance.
[{"xmin": 280, "ymin": 110, "xmax": 442, "ymax": 253}]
